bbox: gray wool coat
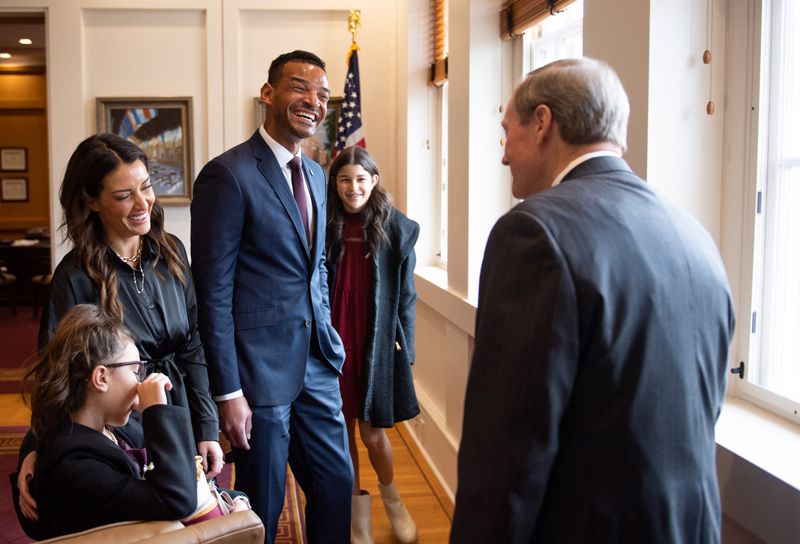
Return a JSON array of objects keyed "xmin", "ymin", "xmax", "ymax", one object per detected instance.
[{"xmin": 326, "ymin": 208, "xmax": 421, "ymax": 428}]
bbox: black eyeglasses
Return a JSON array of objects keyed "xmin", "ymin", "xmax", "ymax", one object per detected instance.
[{"xmin": 104, "ymin": 360, "xmax": 148, "ymax": 383}]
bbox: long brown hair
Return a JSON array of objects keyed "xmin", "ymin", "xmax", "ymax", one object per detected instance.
[
  {"xmin": 23, "ymin": 304, "xmax": 132, "ymax": 446},
  {"xmin": 326, "ymin": 146, "xmax": 393, "ymax": 263},
  {"xmin": 60, "ymin": 134, "xmax": 185, "ymax": 319}
]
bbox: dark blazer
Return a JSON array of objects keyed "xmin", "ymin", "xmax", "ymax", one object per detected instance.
[
  {"xmin": 39, "ymin": 236, "xmax": 219, "ymax": 443},
  {"xmin": 15, "ymin": 406, "xmax": 196, "ymax": 540},
  {"xmin": 450, "ymin": 156, "xmax": 735, "ymax": 544},
  {"xmin": 326, "ymin": 209, "xmax": 420, "ymax": 427},
  {"xmin": 191, "ymin": 130, "xmax": 345, "ymax": 406}
]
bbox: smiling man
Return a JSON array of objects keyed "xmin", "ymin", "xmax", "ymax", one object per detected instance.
[{"xmin": 191, "ymin": 51, "xmax": 352, "ymax": 544}]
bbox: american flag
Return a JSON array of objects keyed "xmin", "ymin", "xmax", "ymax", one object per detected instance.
[{"xmin": 334, "ymin": 50, "xmax": 366, "ymax": 156}]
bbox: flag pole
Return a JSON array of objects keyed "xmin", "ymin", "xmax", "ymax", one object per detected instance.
[
  {"xmin": 347, "ymin": 10, "xmax": 361, "ymax": 65},
  {"xmin": 334, "ymin": 11, "xmax": 366, "ymax": 157}
]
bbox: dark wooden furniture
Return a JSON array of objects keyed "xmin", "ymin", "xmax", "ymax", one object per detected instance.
[{"xmin": 0, "ymin": 240, "xmax": 51, "ymax": 307}]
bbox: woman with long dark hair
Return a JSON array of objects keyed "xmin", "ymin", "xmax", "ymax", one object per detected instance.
[
  {"xmin": 16, "ymin": 134, "xmax": 222, "ymax": 519},
  {"xmin": 326, "ymin": 146, "xmax": 420, "ymax": 544}
]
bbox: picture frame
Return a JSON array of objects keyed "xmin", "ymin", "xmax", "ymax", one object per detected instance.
[
  {"xmin": 97, "ymin": 97, "xmax": 193, "ymax": 205},
  {"xmin": 1, "ymin": 177, "xmax": 29, "ymax": 202},
  {"xmin": 0, "ymin": 148, "xmax": 27, "ymax": 171},
  {"xmin": 253, "ymin": 96, "xmax": 342, "ymax": 172}
]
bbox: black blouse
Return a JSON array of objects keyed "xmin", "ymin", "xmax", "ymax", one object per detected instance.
[{"xmin": 39, "ymin": 235, "xmax": 219, "ymax": 444}]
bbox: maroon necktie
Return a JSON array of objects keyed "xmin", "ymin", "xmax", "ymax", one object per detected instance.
[{"xmin": 288, "ymin": 156, "xmax": 310, "ymax": 244}]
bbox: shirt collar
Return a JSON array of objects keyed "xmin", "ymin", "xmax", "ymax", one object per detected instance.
[
  {"xmin": 259, "ymin": 125, "xmax": 302, "ymax": 167},
  {"xmin": 551, "ymin": 150, "xmax": 621, "ymax": 188}
]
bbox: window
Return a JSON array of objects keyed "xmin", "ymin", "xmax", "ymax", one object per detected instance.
[
  {"xmin": 524, "ymin": 1, "xmax": 583, "ymax": 73},
  {"xmin": 745, "ymin": 0, "xmax": 800, "ymax": 421}
]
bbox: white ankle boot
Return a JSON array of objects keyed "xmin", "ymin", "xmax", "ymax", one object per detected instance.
[
  {"xmin": 378, "ymin": 481, "xmax": 418, "ymax": 543},
  {"xmin": 351, "ymin": 491, "xmax": 375, "ymax": 544}
]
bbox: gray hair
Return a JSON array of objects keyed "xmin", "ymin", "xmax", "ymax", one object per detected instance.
[{"xmin": 513, "ymin": 58, "xmax": 630, "ymax": 152}]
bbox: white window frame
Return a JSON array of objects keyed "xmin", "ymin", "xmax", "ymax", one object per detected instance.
[
  {"xmin": 738, "ymin": 0, "xmax": 800, "ymax": 424},
  {"xmin": 438, "ymin": 81, "xmax": 448, "ymax": 268}
]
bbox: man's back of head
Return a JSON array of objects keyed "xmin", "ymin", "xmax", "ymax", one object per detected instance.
[{"xmin": 513, "ymin": 57, "xmax": 630, "ymax": 153}]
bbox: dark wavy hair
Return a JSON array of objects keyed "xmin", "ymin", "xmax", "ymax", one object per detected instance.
[
  {"xmin": 59, "ymin": 134, "xmax": 185, "ymax": 319},
  {"xmin": 23, "ymin": 304, "xmax": 133, "ymax": 446},
  {"xmin": 326, "ymin": 146, "xmax": 393, "ymax": 263},
  {"xmin": 268, "ymin": 50, "xmax": 326, "ymax": 86}
]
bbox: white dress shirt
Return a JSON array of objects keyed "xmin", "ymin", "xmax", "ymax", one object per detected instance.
[
  {"xmin": 259, "ymin": 125, "xmax": 316, "ymax": 248},
  {"xmin": 551, "ymin": 150, "xmax": 621, "ymax": 188}
]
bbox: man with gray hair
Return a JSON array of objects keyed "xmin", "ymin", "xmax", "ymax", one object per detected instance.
[{"xmin": 449, "ymin": 58, "xmax": 735, "ymax": 543}]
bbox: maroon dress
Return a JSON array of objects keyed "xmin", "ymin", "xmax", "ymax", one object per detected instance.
[{"xmin": 331, "ymin": 212, "xmax": 371, "ymax": 419}]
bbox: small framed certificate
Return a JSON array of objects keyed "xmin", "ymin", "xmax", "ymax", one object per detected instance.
[
  {"xmin": 1, "ymin": 178, "xmax": 29, "ymax": 202},
  {"xmin": 0, "ymin": 148, "xmax": 28, "ymax": 171}
]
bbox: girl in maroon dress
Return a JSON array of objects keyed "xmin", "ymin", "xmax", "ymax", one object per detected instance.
[{"xmin": 326, "ymin": 147, "xmax": 420, "ymax": 544}]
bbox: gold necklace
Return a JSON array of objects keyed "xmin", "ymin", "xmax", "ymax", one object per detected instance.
[
  {"xmin": 114, "ymin": 238, "xmax": 145, "ymax": 294},
  {"xmin": 116, "ymin": 238, "xmax": 143, "ymax": 264},
  {"xmin": 102, "ymin": 426, "xmax": 119, "ymax": 446}
]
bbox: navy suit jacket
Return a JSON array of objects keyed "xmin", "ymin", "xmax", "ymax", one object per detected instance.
[
  {"xmin": 450, "ymin": 156, "xmax": 735, "ymax": 543},
  {"xmin": 191, "ymin": 130, "xmax": 345, "ymax": 406}
]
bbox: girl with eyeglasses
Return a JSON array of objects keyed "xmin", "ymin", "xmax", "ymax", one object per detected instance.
[{"xmin": 13, "ymin": 304, "xmax": 248, "ymax": 540}]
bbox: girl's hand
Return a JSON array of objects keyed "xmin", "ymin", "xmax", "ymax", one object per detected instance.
[{"xmin": 136, "ymin": 372, "xmax": 172, "ymax": 412}]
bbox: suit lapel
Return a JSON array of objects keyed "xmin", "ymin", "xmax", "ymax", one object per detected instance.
[
  {"xmin": 302, "ymin": 156, "xmax": 324, "ymax": 262},
  {"xmin": 250, "ymin": 131, "xmax": 311, "ymax": 258}
]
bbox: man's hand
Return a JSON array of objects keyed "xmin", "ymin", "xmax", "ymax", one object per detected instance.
[
  {"xmin": 17, "ymin": 451, "xmax": 38, "ymax": 521},
  {"xmin": 217, "ymin": 396, "xmax": 252, "ymax": 451},
  {"xmin": 198, "ymin": 440, "xmax": 225, "ymax": 479}
]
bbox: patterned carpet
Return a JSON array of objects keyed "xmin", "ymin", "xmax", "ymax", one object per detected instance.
[{"xmin": 0, "ymin": 306, "xmax": 37, "ymax": 396}]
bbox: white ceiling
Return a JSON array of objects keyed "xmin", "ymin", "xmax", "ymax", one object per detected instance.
[{"xmin": 0, "ymin": 13, "xmax": 46, "ymax": 69}]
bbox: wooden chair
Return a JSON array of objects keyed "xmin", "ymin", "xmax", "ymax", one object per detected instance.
[{"xmin": 0, "ymin": 259, "xmax": 19, "ymax": 316}]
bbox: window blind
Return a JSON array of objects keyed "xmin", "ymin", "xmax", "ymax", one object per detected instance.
[
  {"xmin": 430, "ymin": 0, "xmax": 448, "ymax": 87},
  {"xmin": 500, "ymin": 0, "xmax": 578, "ymax": 41}
]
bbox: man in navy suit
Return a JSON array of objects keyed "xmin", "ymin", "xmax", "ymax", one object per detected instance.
[
  {"xmin": 449, "ymin": 58, "xmax": 735, "ymax": 543},
  {"xmin": 191, "ymin": 51, "xmax": 352, "ymax": 543}
]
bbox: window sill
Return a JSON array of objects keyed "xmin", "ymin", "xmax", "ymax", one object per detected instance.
[
  {"xmin": 414, "ymin": 266, "xmax": 477, "ymax": 336},
  {"xmin": 716, "ymin": 395, "xmax": 800, "ymax": 490}
]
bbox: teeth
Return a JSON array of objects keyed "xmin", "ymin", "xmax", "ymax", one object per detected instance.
[
  {"xmin": 131, "ymin": 212, "xmax": 147, "ymax": 221},
  {"xmin": 296, "ymin": 111, "xmax": 315, "ymax": 121}
]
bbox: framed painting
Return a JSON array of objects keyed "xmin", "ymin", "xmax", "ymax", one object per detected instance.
[
  {"xmin": 97, "ymin": 97, "xmax": 193, "ymax": 205},
  {"xmin": 253, "ymin": 96, "xmax": 342, "ymax": 172}
]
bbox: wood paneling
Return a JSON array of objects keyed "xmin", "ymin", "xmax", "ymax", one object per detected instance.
[{"xmin": 0, "ymin": 73, "xmax": 49, "ymax": 230}]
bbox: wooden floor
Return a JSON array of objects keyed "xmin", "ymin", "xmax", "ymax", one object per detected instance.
[
  {"xmin": 0, "ymin": 394, "xmax": 31, "ymax": 427},
  {"xmin": 352, "ymin": 424, "xmax": 453, "ymax": 543},
  {"xmin": 0, "ymin": 393, "xmax": 453, "ymax": 542}
]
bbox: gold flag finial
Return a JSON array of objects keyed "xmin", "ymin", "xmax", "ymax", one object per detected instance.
[{"xmin": 348, "ymin": 10, "xmax": 362, "ymax": 45}]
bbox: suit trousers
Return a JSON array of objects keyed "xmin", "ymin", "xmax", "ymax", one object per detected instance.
[{"xmin": 232, "ymin": 333, "xmax": 353, "ymax": 544}]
